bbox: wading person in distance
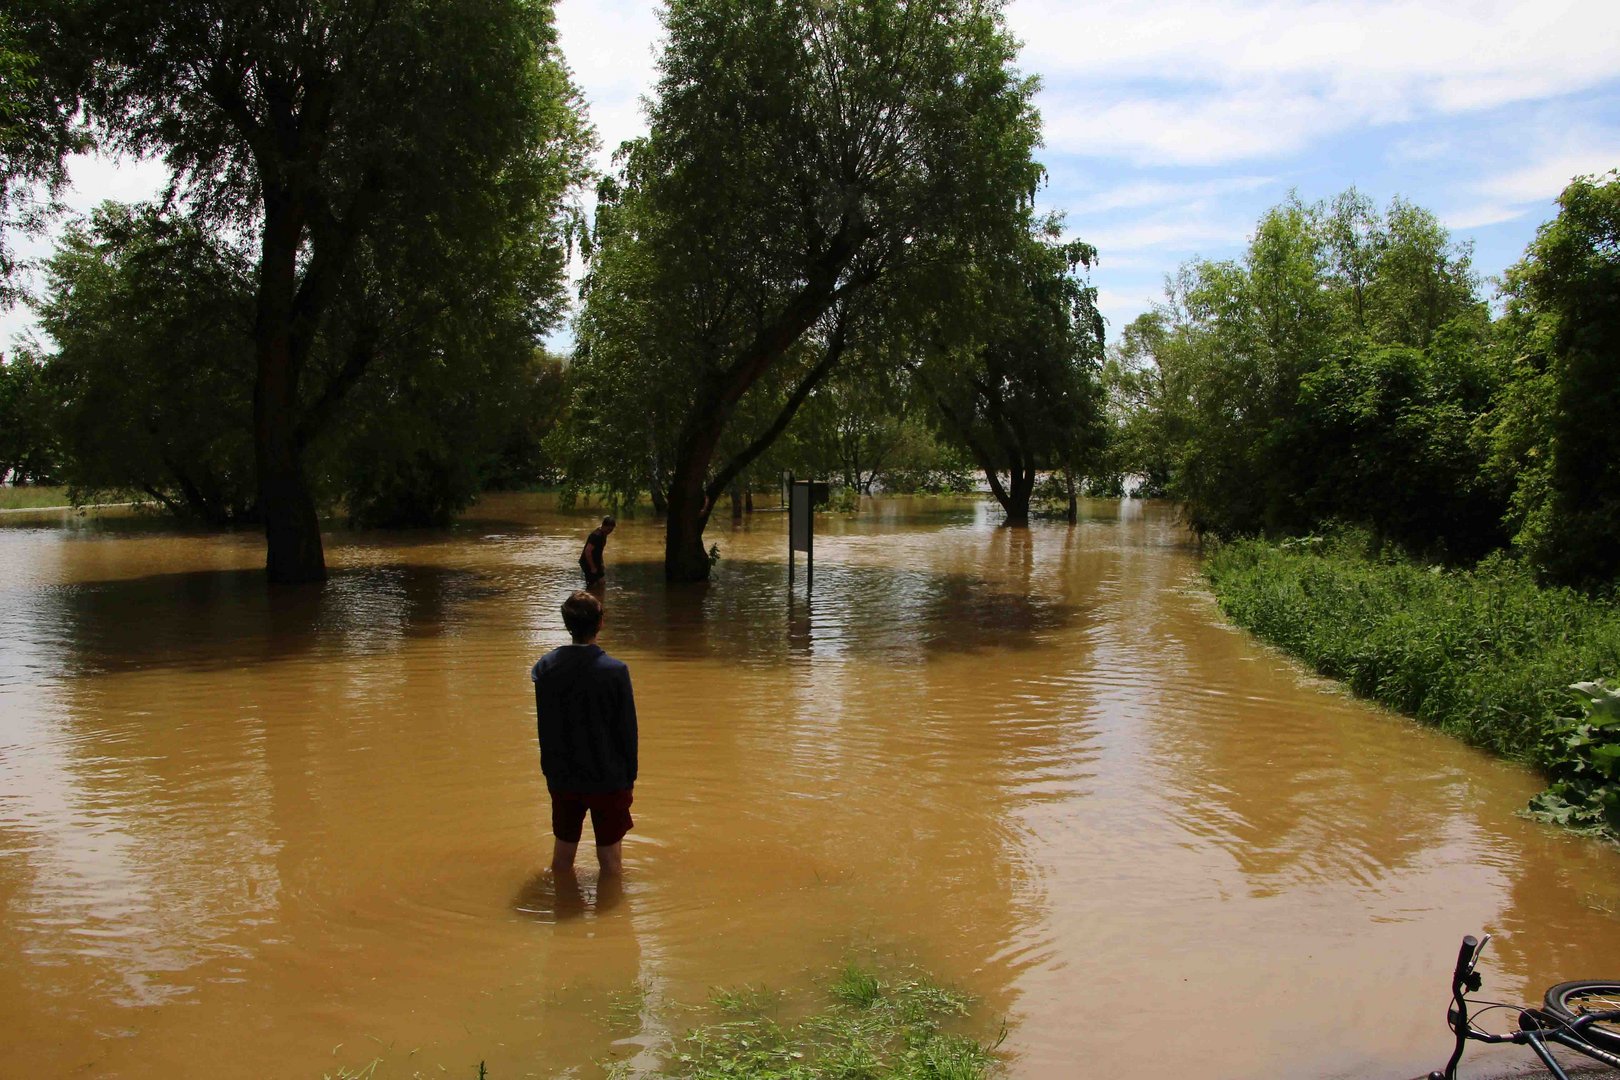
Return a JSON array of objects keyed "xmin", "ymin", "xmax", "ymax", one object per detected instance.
[
  {"xmin": 531, "ymin": 590, "xmax": 637, "ymax": 876},
  {"xmin": 578, "ymin": 515, "xmax": 615, "ymax": 587}
]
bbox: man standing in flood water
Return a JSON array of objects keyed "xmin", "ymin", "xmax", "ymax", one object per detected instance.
[
  {"xmin": 578, "ymin": 515, "xmax": 615, "ymax": 587},
  {"xmin": 531, "ymin": 590, "xmax": 637, "ymax": 876}
]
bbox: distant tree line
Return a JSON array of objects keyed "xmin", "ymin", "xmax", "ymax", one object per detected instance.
[
  {"xmin": 2, "ymin": 0, "xmax": 1108, "ymax": 583},
  {"xmin": 0, "ymin": 0, "xmax": 1108, "ymax": 582},
  {"xmin": 7, "ymin": 0, "xmax": 1612, "ymax": 593},
  {"xmin": 1099, "ymin": 174, "xmax": 1620, "ymax": 589}
]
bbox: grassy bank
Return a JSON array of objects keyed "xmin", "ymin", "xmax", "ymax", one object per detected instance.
[
  {"xmin": 1204, "ymin": 537, "xmax": 1620, "ymax": 836},
  {"xmin": 0, "ymin": 485, "xmax": 73, "ymax": 509}
]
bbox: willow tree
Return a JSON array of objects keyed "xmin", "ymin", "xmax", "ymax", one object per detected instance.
[
  {"xmin": 0, "ymin": 11, "xmax": 85, "ymax": 306},
  {"xmin": 15, "ymin": 0, "xmax": 591, "ymax": 582},
  {"xmin": 921, "ymin": 215, "xmax": 1106, "ymax": 525},
  {"xmin": 568, "ymin": 0, "xmax": 1042, "ymax": 581}
]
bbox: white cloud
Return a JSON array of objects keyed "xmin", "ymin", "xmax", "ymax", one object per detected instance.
[
  {"xmin": 1015, "ymin": 0, "xmax": 1620, "ymax": 165},
  {"xmin": 1072, "ymin": 206, "xmax": 1255, "ymax": 255},
  {"xmin": 1094, "ymin": 285, "xmax": 1168, "ymax": 332},
  {"xmin": 1439, "ymin": 130, "xmax": 1620, "ymax": 229},
  {"xmin": 1478, "ymin": 152, "xmax": 1620, "ymax": 204},
  {"xmin": 554, "ymin": 0, "xmax": 662, "ymax": 168},
  {"xmin": 58, "ymin": 152, "xmax": 171, "ymax": 213},
  {"xmin": 1063, "ymin": 175, "xmax": 1275, "ymax": 215},
  {"xmin": 1013, "ymin": 0, "xmax": 1620, "ymax": 95}
]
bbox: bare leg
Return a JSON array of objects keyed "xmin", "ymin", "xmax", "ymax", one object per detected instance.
[
  {"xmin": 551, "ymin": 838, "xmax": 579, "ymax": 873},
  {"xmin": 597, "ymin": 841, "xmax": 623, "ymax": 876}
]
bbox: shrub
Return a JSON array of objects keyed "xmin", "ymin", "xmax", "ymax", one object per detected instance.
[
  {"xmin": 1527, "ymin": 682, "xmax": 1620, "ymax": 835},
  {"xmin": 1204, "ymin": 536, "xmax": 1620, "ymax": 840}
]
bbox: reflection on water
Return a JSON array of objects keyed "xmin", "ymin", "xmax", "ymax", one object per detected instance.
[
  {"xmin": 513, "ymin": 871, "xmax": 626, "ymax": 923},
  {"xmin": 0, "ymin": 494, "xmax": 1616, "ymax": 1079}
]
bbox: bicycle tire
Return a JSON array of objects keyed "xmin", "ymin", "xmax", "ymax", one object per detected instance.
[{"xmin": 1543, "ymin": 980, "xmax": 1620, "ymax": 1053}]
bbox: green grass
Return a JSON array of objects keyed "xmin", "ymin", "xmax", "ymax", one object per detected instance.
[
  {"xmin": 1204, "ymin": 535, "xmax": 1620, "ymax": 837},
  {"xmin": 665, "ymin": 965, "xmax": 998, "ymax": 1080},
  {"xmin": 0, "ymin": 484, "xmax": 73, "ymax": 509}
]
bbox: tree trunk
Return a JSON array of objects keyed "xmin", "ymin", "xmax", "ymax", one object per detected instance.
[
  {"xmin": 729, "ymin": 482, "xmax": 743, "ymax": 520},
  {"xmin": 254, "ymin": 198, "xmax": 326, "ymax": 584},
  {"xmin": 1002, "ymin": 463, "xmax": 1036, "ymax": 526},
  {"xmin": 664, "ymin": 483, "xmax": 712, "ymax": 581},
  {"xmin": 256, "ymin": 335, "xmax": 326, "ymax": 583},
  {"xmin": 1064, "ymin": 466, "xmax": 1078, "ymax": 525},
  {"xmin": 663, "ymin": 409, "xmax": 721, "ymax": 581}
]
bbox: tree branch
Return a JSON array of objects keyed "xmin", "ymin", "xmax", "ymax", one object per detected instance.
[
  {"xmin": 704, "ymin": 305, "xmax": 852, "ymax": 506},
  {"xmin": 296, "ymin": 324, "xmax": 376, "ymax": 448}
]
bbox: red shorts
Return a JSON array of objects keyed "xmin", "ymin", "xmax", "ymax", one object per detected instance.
[{"xmin": 550, "ymin": 789, "xmax": 634, "ymax": 846}]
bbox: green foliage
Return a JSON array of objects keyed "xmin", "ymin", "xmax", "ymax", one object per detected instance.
[
  {"xmin": 763, "ymin": 354, "xmax": 973, "ymax": 496},
  {"xmin": 1097, "ymin": 312, "xmax": 1173, "ymax": 497},
  {"xmin": 1110, "ymin": 189, "xmax": 1494, "ymax": 554},
  {"xmin": 1527, "ymin": 681, "xmax": 1620, "ymax": 837},
  {"xmin": 14, "ymin": 0, "xmax": 593, "ymax": 577},
  {"xmin": 1490, "ymin": 170, "xmax": 1620, "ymax": 588},
  {"xmin": 1204, "ymin": 536, "xmax": 1620, "ymax": 767},
  {"xmin": 327, "ymin": 345, "xmax": 570, "ymax": 529},
  {"xmin": 0, "ymin": 347, "xmax": 60, "ymax": 484},
  {"xmin": 874, "ymin": 427, "xmax": 978, "ymax": 495},
  {"xmin": 1292, "ymin": 322, "xmax": 1507, "ymax": 560},
  {"xmin": 0, "ymin": 10, "xmax": 85, "ymax": 305},
  {"xmin": 831, "ymin": 965, "xmax": 883, "ymax": 1009},
  {"xmin": 920, "ymin": 215, "xmax": 1107, "ymax": 524},
  {"xmin": 0, "ymin": 14, "xmax": 33, "ymax": 136},
  {"xmin": 773, "ymin": 358, "xmax": 915, "ymax": 495},
  {"xmin": 669, "ymin": 967, "xmax": 995, "ymax": 1080},
  {"xmin": 566, "ymin": 0, "xmax": 1044, "ymax": 577},
  {"xmin": 821, "ymin": 486, "xmax": 860, "ymax": 515},
  {"xmin": 30, "ymin": 198, "xmax": 577, "ymax": 528},
  {"xmin": 33, "ymin": 202, "xmax": 257, "ymax": 522}
]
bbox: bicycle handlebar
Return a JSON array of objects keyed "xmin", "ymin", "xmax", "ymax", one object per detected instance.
[
  {"xmin": 1452, "ymin": 936, "xmax": 1479, "ymax": 983},
  {"xmin": 1451, "ymin": 933, "xmax": 1489, "ymax": 995}
]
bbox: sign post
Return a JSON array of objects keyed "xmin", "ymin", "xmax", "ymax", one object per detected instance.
[{"xmin": 788, "ymin": 473, "xmax": 813, "ymax": 590}]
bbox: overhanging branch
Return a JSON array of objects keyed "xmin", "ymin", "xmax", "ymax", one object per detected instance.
[{"xmin": 704, "ymin": 304, "xmax": 853, "ymax": 506}]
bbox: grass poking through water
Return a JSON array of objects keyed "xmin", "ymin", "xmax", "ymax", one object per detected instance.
[{"xmin": 667, "ymin": 965, "xmax": 998, "ymax": 1080}]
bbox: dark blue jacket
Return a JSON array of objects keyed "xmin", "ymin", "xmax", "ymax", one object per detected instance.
[{"xmin": 531, "ymin": 644, "xmax": 638, "ymax": 793}]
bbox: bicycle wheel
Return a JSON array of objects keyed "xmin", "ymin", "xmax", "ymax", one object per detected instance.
[{"xmin": 1543, "ymin": 980, "xmax": 1620, "ymax": 1053}]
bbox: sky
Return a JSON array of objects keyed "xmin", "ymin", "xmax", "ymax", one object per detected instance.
[{"xmin": 4, "ymin": 0, "xmax": 1619, "ymax": 350}]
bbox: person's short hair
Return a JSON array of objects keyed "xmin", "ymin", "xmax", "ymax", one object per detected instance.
[
  {"xmin": 561, "ymin": 590, "xmax": 603, "ymax": 642},
  {"xmin": 601, "ymin": 515, "xmax": 616, "ymax": 529}
]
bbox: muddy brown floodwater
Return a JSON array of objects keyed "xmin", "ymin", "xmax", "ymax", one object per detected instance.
[{"xmin": 2, "ymin": 495, "xmax": 1617, "ymax": 1079}]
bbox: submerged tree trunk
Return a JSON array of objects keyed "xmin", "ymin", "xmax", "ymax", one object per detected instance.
[
  {"xmin": 254, "ymin": 200, "xmax": 326, "ymax": 585},
  {"xmin": 729, "ymin": 482, "xmax": 743, "ymax": 520},
  {"xmin": 1001, "ymin": 464, "xmax": 1036, "ymax": 526},
  {"xmin": 958, "ymin": 427, "xmax": 1035, "ymax": 527},
  {"xmin": 664, "ymin": 410, "xmax": 723, "ymax": 581},
  {"xmin": 1064, "ymin": 466, "xmax": 1078, "ymax": 525},
  {"xmin": 664, "ymin": 484, "xmax": 712, "ymax": 581}
]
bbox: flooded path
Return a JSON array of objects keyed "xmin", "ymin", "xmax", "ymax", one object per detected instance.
[{"xmin": 2, "ymin": 496, "xmax": 1617, "ymax": 1078}]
